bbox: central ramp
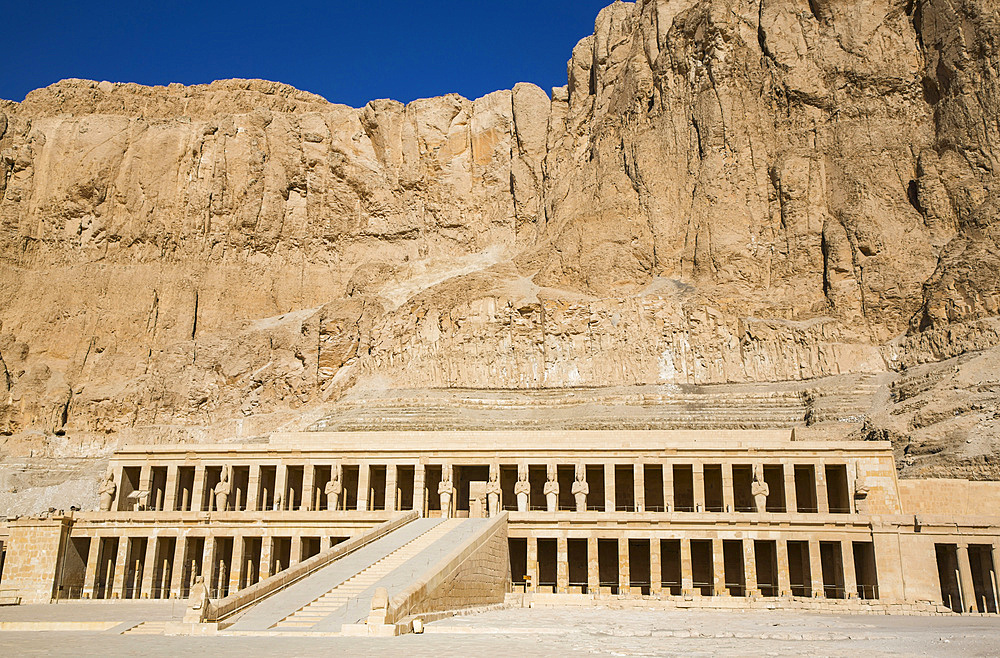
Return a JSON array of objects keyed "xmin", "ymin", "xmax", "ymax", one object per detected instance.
[{"xmin": 227, "ymin": 517, "xmax": 489, "ymax": 633}]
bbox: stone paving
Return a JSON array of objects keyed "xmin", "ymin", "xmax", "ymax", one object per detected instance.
[{"xmin": 1, "ymin": 604, "xmax": 999, "ymax": 655}]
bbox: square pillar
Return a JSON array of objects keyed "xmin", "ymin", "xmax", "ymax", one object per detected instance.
[
  {"xmin": 201, "ymin": 537, "xmax": 217, "ymax": 592},
  {"xmin": 413, "ymin": 464, "xmax": 426, "ymax": 516},
  {"xmin": 163, "ymin": 466, "xmax": 179, "ymax": 512},
  {"xmin": 650, "ymin": 537, "xmax": 663, "ymax": 595},
  {"xmin": 713, "ymin": 539, "xmax": 726, "ymax": 596},
  {"xmin": 274, "ymin": 465, "xmax": 288, "ymax": 511},
  {"xmin": 619, "ymin": 537, "xmax": 630, "ymax": 596},
  {"xmin": 169, "ymin": 536, "xmax": 187, "ymax": 599},
  {"xmin": 557, "ymin": 537, "xmax": 569, "ymax": 593},
  {"xmin": 526, "ymin": 536, "xmax": 538, "ymax": 592},
  {"xmin": 302, "ymin": 465, "xmax": 316, "ymax": 511},
  {"xmin": 680, "ymin": 539, "xmax": 695, "ymax": 596},
  {"xmin": 229, "ymin": 537, "xmax": 244, "ymax": 596},
  {"xmin": 587, "ymin": 536, "xmax": 600, "ymax": 594},
  {"xmin": 842, "ymin": 539, "xmax": 858, "ymax": 599},
  {"xmin": 809, "ymin": 541, "xmax": 825, "ymax": 598},
  {"xmin": 816, "ymin": 461, "xmax": 829, "ymax": 514},
  {"xmin": 246, "ymin": 464, "xmax": 261, "ymax": 511},
  {"xmin": 783, "ymin": 464, "xmax": 797, "ymax": 513},
  {"xmin": 81, "ymin": 536, "xmax": 102, "ymax": 599},
  {"xmin": 191, "ymin": 467, "xmax": 207, "ymax": 512},
  {"xmin": 692, "ymin": 464, "xmax": 705, "ymax": 511},
  {"xmin": 958, "ymin": 544, "xmax": 978, "ymax": 613},
  {"xmin": 110, "ymin": 538, "xmax": 128, "ymax": 598},
  {"xmin": 663, "ymin": 462, "xmax": 674, "ymax": 512},
  {"xmin": 604, "ymin": 463, "xmax": 615, "ymax": 513},
  {"xmin": 722, "ymin": 464, "xmax": 735, "ymax": 512},
  {"xmin": 634, "ymin": 464, "xmax": 645, "ymax": 513},
  {"xmin": 138, "ymin": 467, "xmax": 153, "ymax": 510},
  {"xmin": 744, "ymin": 539, "xmax": 758, "ymax": 597},
  {"xmin": 259, "ymin": 537, "xmax": 273, "ymax": 580},
  {"xmin": 357, "ymin": 463, "xmax": 370, "ymax": 512},
  {"xmin": 139, "ymin": 537, "xmax": 157, "ymax": 598},
  {"xmin": 776, "ymin": 540, "xmax": 792, "ymax": 597},
  {"xmin": 385, "ymin": 464, "xmax": 398, "ymax": 512},
  {"xmin": 290, "ymin": 534, "xmax": 303, "ymax": 566}
]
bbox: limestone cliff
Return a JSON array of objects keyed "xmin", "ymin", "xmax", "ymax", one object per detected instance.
[{"xmin": 1, "ymin": 0, "xmax": 999, "ymax": 511}]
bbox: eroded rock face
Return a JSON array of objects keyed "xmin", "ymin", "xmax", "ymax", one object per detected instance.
[{"xmin": 1, "ymin": 0, "xmax": 999, "ymax": 505}]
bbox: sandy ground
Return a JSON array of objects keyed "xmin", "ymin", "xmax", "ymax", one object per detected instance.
[{"xmin": 0, "ymin": 603, "xmax": 998, "ymax": 656}]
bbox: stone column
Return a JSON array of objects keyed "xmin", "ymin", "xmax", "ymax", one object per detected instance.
[
  {"xmin": 744, "ymin": 539, "xmax": 758, "ymax": 597},
  {"xmin": 776, "ymin": 540, "xmax": 792, "ymax": 597},
  {"xmin": 229, "ymin": 537, "xmax": 244, "ymax": 596},
  {"xmin": 692, "ymin": 464, "xmax": 705, "ymax": 512},
  {"xmin": 111, "ymin": 464, "xmax": 126, "ymax": 511},
  {"xmin": 604, "ymin": 463, "xmax": 615, "ymax": 512},
  {"xmin": 191, "ymin": 467, "xmax": 207, "ymax": 512},
  {"xmin": 169, "ymin": 536, "xmax": 187, "ymax": 599},
  {"xmin": 634, "ymin": 463, "xmax": 645, "ymax": 513},
  {"xmin": 302, "ymin": 465, "xmax": 316, "ymax": 511},
  {"xmin": 712, "ymin": 539, "xmax": 727, "ymax": 596},
  {"xmin": 663, "ymin": 462, "xmax": 674, "ymax": 512},
  {"xmin": 557, "ymin": 537, "xmax": 569, "ymax": 593},
  {"xmin": 259, "ymin": 536, "xmax": 273, "ymax": 581},
  {"xmin": 841, "ymin": 539, "xmax": 858, "ymax": 599},
  {"xmin": 357, "ymin": 463, "xmax": 370, "ymax": 512},
  {"xmin": 139, "ymin": 537, "xmax": 157, "ymax": 598},
  {"xmin": 385, "ymin": 464, "xmax": 397, "ymax": 512},
  {"xmin": 526, "ymin": 536, "xmax": 538, "ymax": 593},
  {"xmin": 809, "ymin": 541, "xmax": 825, "ymax": 598},
  {"xmin": 163, "ymin": 466, "xmax": 179, "ymax": 512},
  {"xmin": 202, "ymin": 537, "xmax": 217, "ymax": 595},
  {"xmin": 110, "ymin": 538, "xmax": 129, "ymax": 599},
  {"xmin": 650, "ymin": 537, "xmax": 662, "ymax": 595},
  {"xmin": 722, "ymin": 464, "xmax": 735, "ymax": 513},
  {"xmin": 414, "ymin": 464, "xmax": 426, "ymax": 516},
  {"xmin": 274, "ymin": 465, "xmax": 288, "ymax": 511},
  {"xmin": 138, "ymin": 467, "xmax": 153, "ymax": 510},
  {"xmin": 587, "ymin": 536, "xmax": 600, "ymax": 594},
  {"xmin": 246, "ymin": 464, "xmax": 261, "ymax": 512},
  {"xmin": 290, "ymin": 534, "xmax": 303, "ymax": 566},
  {"xmin": 958, "ymin": 544, "xmax": 978, "ymax": 613},
  {"xmin": 992, "ymin": 544, "xmax": 1000, "ymax": 613},
  {"xmin": 816, "ymin": 462, "xmax": 829, "ymax": 514},
  {"xmin": 619, "ymin": 537, "xmax": 630, "ymax": 596},
  {"xmin": 680, "ymin": 538, "xmax": 695, "ymax": 596},
  {"xmin": 82, "ymin": 536, "xmax": 102, "ymax": 599},
  {"xmin": 783, "ymin": 465, "xmax": 797, "ymax": 513}
]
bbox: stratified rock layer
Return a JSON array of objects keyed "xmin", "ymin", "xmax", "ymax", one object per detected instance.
[{"xmin": 1, "ymin": 0, "xmax": 999, "ymax": 511}]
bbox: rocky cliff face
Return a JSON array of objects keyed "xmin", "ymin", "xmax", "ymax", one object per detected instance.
[{"xmin": 2, "ymin": 0, "xmax": 999, "ymax": 510}]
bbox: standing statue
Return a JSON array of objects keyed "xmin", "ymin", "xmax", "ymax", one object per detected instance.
[
  {"xmin": 751, "ymin": 464, "xmax": 770, "ymax": 513},
  {"xmin": 571, "ymin": 464, "xmax": 590, "ymax": 512},
  {"xmin": 853, "ymin": 475, "xmax": 870, "ymax": 514},
  {"xmin": 98, "ymin": 470, "xmax": 117, "ymax": 512},
  {"xmin": 214, "ymin": 464, "xmax": 232, "ymax": 512},
  {"xmin": 438, "ymin": 465, "xmax": 453, "ymax": 518},
  {"xmin": 514, "ymin": 467, "xmax": 531, "ymax": 512},
  {"xmin": 544, "ymin": 466, "xmax": 559, "ymax": 512},
  {"xmin": 273, "ymin": 490, "xmax": 283, "ymax": 512},
  {"xmin": 325, "ymin": 464, "xmax": 343, "ymax": 511},
  {"xmin": 486, "ymin": 466, "xmax": 502, "ymax": 517},
  {"xmin": 183, "ymin": 575, "xmax": 213, "ymax": 623}
]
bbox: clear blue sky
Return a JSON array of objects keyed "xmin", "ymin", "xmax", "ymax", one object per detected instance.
[{"xmin": 2, "ymin": 1, "xmax": 615, "ymax": 106}]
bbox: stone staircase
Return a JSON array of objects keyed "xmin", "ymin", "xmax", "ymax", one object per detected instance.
[
  {"xmin": 122, "ymin": 621, "xmax": 169, "ymax": 635},
  {"xmin": 271, "ymin": 518, "xmax": 462, "ymax": 630}
]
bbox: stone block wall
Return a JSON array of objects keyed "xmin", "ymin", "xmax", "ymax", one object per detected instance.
[
  {"xmin": 1, "ymin": 518, "xmax": 70, "ymax": 604},
  {"xmin": 388, "ymin": 514, "xmax": 510, "ymax": 624}
]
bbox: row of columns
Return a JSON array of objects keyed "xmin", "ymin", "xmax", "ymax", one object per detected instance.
[
  {"xmin": 114, "ymin": 460, "xmax": 844, "ymax": 515},
  {"xmin": 521, "ymin": 536, "xmax": 866, "ymax": 599},
  {"xmin": 78, "ymin": 532, "xmax": 341, "ymax": 600}
]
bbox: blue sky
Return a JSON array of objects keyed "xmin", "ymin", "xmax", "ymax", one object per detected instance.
[{"xmin": 2, "ymin": 1, "xmax": 615, "ymax": 105}]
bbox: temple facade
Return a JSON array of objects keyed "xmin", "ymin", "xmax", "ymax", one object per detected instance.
[{"xmin": 1, "ymin": 428, "xmax": 999, "ymax": 618}]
